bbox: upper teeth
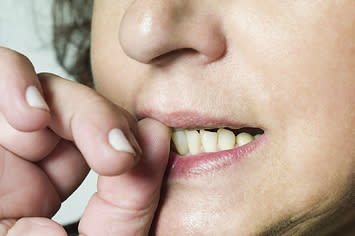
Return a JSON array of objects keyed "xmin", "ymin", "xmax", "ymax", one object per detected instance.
[
  {"xmin": 172, "ymin": 128, "xmax": 262, "ymax": 156},
  {"xmin": 185, "ymin": 130, "xmax": 202, "ymax": 155},
  {"xmin": 217, "ymin": 128, "xmax": 235, "ymax": 151},
  {"xmin": 200, "ymin": 129, "xmax": 218, "ymax": 153}
]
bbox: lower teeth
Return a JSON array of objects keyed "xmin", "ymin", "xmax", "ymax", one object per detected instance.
[{"xmin": 171, "ymin": 127, "xmax": 263, "ymax": 156}]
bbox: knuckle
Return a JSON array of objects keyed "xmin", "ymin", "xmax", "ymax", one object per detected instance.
[
  {"xmin": 0, "ymin": 48, "xmax": 33, "ymax": 70},
  {"xmin": 0, "ymin": 48, "xmax": 37, "ymax": 86}
]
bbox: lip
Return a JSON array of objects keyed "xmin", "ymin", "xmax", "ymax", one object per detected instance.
[
  {"xmin": 136, "ymin": 110, "xmax": 250, "ymax": 129},
  {"xmin": 165, "ymin": 133, "xmax": 267, "ymax": 179}
]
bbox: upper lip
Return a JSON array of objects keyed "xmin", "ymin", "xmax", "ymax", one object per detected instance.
[
  {"xmin": 134, "ymin": 80, "xmax": 263, "ymax": 129},
  {"xmin": 136, "ymin": 109, "xmax": 255, "ymax": 129}
]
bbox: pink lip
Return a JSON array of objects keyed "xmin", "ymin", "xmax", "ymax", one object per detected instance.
[
  {"xmin": 136, "ymin": 110, "xmax": 248, "ymax": 129},
  {"xmin": 165, "ymin": 134, "xmax": 267, "ymax": 179}
]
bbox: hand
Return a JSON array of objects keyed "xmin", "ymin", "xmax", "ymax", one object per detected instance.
[
  {"xmin": 79, "ymin": 118, "xmax": 171, "ymax": 236},
  {"xmin": 0, "ymin": 47, "xmax": 171, "ymax": 235}
]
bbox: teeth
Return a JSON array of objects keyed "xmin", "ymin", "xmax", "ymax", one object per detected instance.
[
  {"xmin": 184, "ymin": 129, "xmax": 201, "ymax": 155},
  {"xmin": 172, "ymin": 129, "xmax": 189, "ymax": 156},
  {"xmin": 200, "ymin": 129, "xmax": 217, "ymax": 152},
  {"xmin": 171, "ymin": 128, "xmax": 262, "ymax": 156},
  {"xmin": 217, "ymin": 128, "xmax": 235, "ymax": 150},
  {"xmin": 236, "ymin": 132, "xmax": 254, "ymax": 146}
]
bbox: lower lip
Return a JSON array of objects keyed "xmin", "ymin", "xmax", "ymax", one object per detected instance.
[{"xmin": 165, "ymin": 134, "xmax": 267, "ymax": 179}]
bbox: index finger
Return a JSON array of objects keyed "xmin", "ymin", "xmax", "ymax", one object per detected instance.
[{"xmin": 39, "ymin": 73, "xmax": 142, "ymax": 176}]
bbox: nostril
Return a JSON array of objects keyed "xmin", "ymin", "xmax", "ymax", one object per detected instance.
[{"xmin": 150, "ymin": 48, "xmax": 199, "ymax": 65}]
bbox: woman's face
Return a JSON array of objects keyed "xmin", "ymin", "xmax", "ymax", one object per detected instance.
[{"xmin": 90, "ymin": 0, "xmax": 354, "ymax": 235}]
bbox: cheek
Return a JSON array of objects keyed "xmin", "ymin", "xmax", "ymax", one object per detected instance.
[
  {"xmin": 224, "ymin": 0, "xmax": 354, "ymax": 140},
  {"xmin": 91, "ymin": 0, "xmax": 143, "ymax": 113},
  {"xmin": 92, "ymin": 46, "xmax": 142, "ymax": 113},
  {"xmin": 225, "ymin": 0, "xmax": 355, "ymax": 217}
]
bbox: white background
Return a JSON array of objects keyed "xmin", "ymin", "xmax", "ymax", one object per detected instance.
[{"xmin": 0, "ymin": 0, "xmax": 98, "ymax": 225}]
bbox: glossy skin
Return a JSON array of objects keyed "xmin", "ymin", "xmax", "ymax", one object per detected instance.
[{"xmin": 91, "ymin": 0, "xmax": 354, "ymax": 235}]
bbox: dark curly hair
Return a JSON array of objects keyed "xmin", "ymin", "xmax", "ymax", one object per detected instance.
[
  {"xmin": 52, "ymin": 0, "xmax": 94, "ymax": 87},
  {"xmin": 52, "ymin": 3, "xmax": 93, "ymax": 233}
]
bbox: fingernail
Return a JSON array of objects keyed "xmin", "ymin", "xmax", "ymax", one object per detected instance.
[
  {"xmin": 25, "ymin": 86, "xmax": 49, "ymax": 111},
  {"xmin": 108, "ymin": 128, "xmax": 136, "ymax": 154}
]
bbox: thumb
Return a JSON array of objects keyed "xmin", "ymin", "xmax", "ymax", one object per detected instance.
[{"xmin": 79, "ymin": 118, "xmax": 171, "ymax": 236}]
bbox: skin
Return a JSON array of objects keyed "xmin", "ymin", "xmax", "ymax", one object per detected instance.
[
  {"xmin": 0, "ymin": 49, "xmax": 171, "ymax": 236},
  {"xmin": 0, "ymin": 0, "xmax": 353, "ymax": 235},
  {"xmin": 91, "ymin": 0, "xmax": 354, "ymax": 235}
]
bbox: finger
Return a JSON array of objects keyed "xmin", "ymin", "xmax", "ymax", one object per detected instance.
[
  {"xmin": 78, "ymin": 118, "xmax": 171, "ymax": 236},
  {"xmin": 39, "ymin": 73, "xmax": 141, "ymax": 176},
  {"xmin": 0, "ymin": 218, "xmax": 66, "ymax": 236},
  {"xmin": 38, "ymin": 140, "xmax": 90, "ymax": 201},
  {"xmin": 0, "ymin": 147, "xmax": 61, "ymax": 219},
  {"xmin": 0, "ymin": 113, "xmax": 60, "ymax": 162},
  {"xmin": 0, "ymin": 47, "xmax": 50, "ymax": 132}
]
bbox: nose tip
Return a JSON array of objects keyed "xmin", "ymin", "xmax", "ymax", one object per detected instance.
[
  {"xmin": 119, "ymin": 9, "xmax": 174, "ymax": 63},
  {"xmin": 119, "ymin": 1, "xmax": 226, "ymax": 64}
]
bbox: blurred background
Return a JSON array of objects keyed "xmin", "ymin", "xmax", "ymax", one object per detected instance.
[{"xmin": 0, "ymin": 0, "xmax": 97, "ymax": 225}]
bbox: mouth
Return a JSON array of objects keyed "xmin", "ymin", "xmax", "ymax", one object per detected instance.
[
  {"xmin": 136, "ymin": 108, "xmax": 267, "ymax": 179},
  {"xmin": 166, "ymin": 126, "xmax": 266, "ymax": 179}
]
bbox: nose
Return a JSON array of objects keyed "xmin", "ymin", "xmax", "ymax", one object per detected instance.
[{"xmin": 119, "ymin": 0, "xmax": 226, "ymax": 64}]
